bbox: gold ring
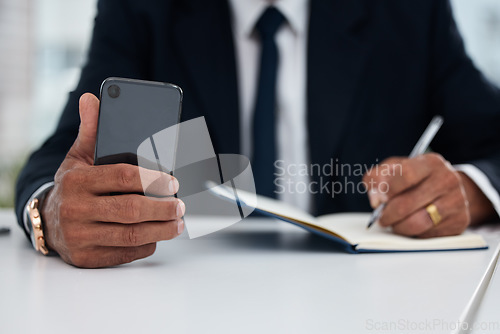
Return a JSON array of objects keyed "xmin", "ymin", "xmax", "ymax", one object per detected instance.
[{"xmin": 425, "ymin": 204, "xmax": 442, "ymax": 226}]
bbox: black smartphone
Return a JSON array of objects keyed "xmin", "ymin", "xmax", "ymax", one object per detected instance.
[{"xmin": 94, "ymin": 77, "xmax": 183, "ymax": 169}]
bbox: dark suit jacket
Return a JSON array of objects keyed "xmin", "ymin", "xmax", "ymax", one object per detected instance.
[{"xmin": 16, "ymin": 0, "xmax": 500, "ymax": 230}]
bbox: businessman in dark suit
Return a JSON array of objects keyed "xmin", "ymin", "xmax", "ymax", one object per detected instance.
[{"xmin": 16, "ymin": 0, "xmax": 500, "ymax": 267}]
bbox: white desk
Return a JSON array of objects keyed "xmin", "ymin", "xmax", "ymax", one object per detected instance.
[{"xmin": 1, "ymin": 209, "xmax": 499, "ymax": 334}]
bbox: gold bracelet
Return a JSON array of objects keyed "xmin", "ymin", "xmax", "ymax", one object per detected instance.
[{"xmin": 28, "ymin": 198, "xmax": 49, "ymax": 255}]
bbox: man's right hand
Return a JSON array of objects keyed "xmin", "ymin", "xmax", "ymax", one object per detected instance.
[{"xmin": 41, "ymin": 93, "xmax": 185, "ymax": 268}]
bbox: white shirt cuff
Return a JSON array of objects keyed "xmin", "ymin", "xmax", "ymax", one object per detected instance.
[{"xmin": 454, "ymin": 164, "xmax": 500, "ymax": 218}]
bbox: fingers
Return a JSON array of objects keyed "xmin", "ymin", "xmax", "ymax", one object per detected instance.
[
  {"xmin": 379, "ymin": 170, "xmax": 460, "ymax": 226},
  {"xmin": 390, "ymin": 193, "xmax": 466, "ymax": 237},
  {"xmin": 67, "ymin": 243, "xmax": 158, "ymax": 269},
  {"xmin": 70, "ymin": 93, "xmax": 100, "ymax": 163},
  {"xmin": 83, "ymin": 219, "xmax": 184, "ymax": 247},
  {"xmin": 88, "ymin": 195, "xmax": 185, "ymax": 224},
  {"xmin": 391, "ymin": 192, "xmax": 469, "ymax": 237},
  {"xmin": 51, "ymin": 191, "xmax": 185, "ymax": 268},
  {"xmin": 83, "ymin": 164, "xmax": 179, "ymax": 196},
  {"xmin": 363, "ymin": 157, "xmax": 402, "ymax": 208},
  {"xmin": 391, "ymin": 208, "xmax": 434, "ymax": 237},
  {"xmin": 384, "ymin": 155, "xmax": 433, "ymax": 198},
  {"xmin": 418, "ymin": 197, "xmax": 470, "ymax": 238},
  {"xmin": 364, "ymin": 155, "xmax": 439, "ymax": 203}
]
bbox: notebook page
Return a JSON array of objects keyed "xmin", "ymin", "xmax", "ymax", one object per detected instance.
[{"xmin": 316, "ymin": 213, "xmax": 487, "ymax": 250}]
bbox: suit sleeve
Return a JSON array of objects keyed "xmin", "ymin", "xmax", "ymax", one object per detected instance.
[
  {"xmin": 429, "ymin": 0, "xmax": 500, "ymax": 198},
  {"xmin": 15, "ymin": 0, "xmax": 149, "ymax": 233}
]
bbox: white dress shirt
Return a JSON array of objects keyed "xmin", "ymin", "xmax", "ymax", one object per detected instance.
[{"xmin": 228, "ymin": 0, "xmax": 312, "ymax": 212}]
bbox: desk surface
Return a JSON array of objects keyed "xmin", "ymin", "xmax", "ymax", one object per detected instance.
[{"xmin": 1, "ymin": 210, "xmax": 499, "ymax": 334}]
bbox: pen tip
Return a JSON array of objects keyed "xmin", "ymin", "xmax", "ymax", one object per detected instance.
[{"xmin": 366, "ymin": 221, "xmax": 373, "ymax": 230}]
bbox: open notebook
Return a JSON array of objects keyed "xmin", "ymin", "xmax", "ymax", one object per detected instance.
[{"xmin": 208, "ymin": 183, "xmax": 488, "ymax": 254}]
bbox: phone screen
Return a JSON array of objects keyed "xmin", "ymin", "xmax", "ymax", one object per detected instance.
[{"xmin": 94, "ymin": 78, "xmax": 182, "ymax": 168}]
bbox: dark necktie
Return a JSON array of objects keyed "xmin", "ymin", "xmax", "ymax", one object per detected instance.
[{"xmin": 252, "ymin": 6, "xmax": 285, "ymax": 198}]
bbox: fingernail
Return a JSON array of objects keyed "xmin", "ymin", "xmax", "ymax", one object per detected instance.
[
  {"xmin": 368, "ymin": 189, "xmax": 388, "ymax": 209},
  {"xmin": 169, "ymin": 178, "xmax": 179, "ymax": 194},
  {"xmin": 177, "ymin": 220, "xmax": 185, "ymax": 235},
  {"xmin": 368, "ymin": 189, "xmax": 379, "ymax": 208},
  {"xmin": 176, "ymin": 199, "xmax": 186, "ymax": 217}
]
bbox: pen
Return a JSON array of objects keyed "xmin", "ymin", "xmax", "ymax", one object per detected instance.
[{"xmin": 366, "ymin": 115, "xmax": 444, "ymax": 229}]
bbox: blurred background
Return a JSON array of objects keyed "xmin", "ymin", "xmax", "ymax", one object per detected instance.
[{"xmin": 0, "ymin": 0, "xmax": 500, "ymax": 208}]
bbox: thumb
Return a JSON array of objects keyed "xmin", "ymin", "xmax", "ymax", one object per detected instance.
[{"xmin": 70, "ymin": 93, "xmax": 100, "ymax": 163}]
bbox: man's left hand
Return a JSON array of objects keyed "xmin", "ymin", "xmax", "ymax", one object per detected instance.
[{"xmin": 363, "ymin": 153, "xmax": 496, "ymax": 238}]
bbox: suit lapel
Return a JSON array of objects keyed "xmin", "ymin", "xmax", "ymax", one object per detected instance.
[
  {"xmin": 172, "ymin": 0, "xmax": 240, "ymax": 154},
  {"xmin": 307, "ymin": 0, "xmax": 370, "ymax": 168}
]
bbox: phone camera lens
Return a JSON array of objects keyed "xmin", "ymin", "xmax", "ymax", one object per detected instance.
[{"xmin": 108, "ymin": 85, "xmax": 121, "ymax": 99}]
